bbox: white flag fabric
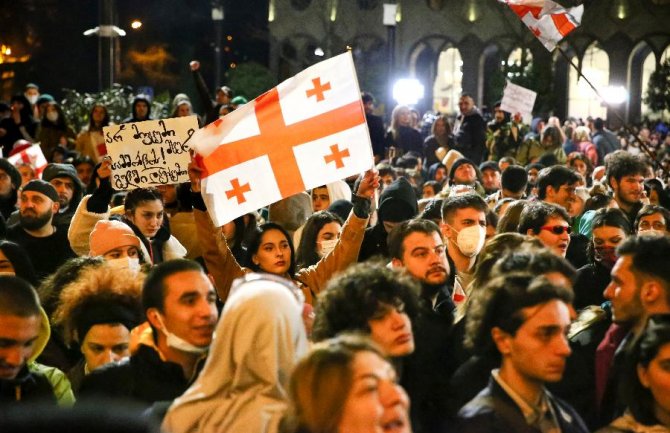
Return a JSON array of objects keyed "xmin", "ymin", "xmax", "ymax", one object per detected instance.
[
  {"xmin": 8, "ymin": 144, "xmax": 48, "ymax": 178},
  {"xmin": 499, "ymin": 0, "xmax": 583, "ymax": 51},
  {"xmin": 192, "ymin": 51, "xmax": 373, "ymax": 226}
]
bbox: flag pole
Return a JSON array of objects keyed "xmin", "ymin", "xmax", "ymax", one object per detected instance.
[{"xmin": 556, "ymin": 46, "xmax": 668, "ymax": 179}]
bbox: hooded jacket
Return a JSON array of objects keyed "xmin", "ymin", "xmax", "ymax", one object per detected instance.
[
  {"xmin": 42, "ymin": 163, "xmax": 84, "ymax": 226},
  {"xmin": 359, "ymin": 177, "xmax": 418, "ymax": 261},
  {"xmin": 122, "ymin": 96, "xmax": 152, "ymax": 124},
  {"xmin": 1, "ymin": 308, "xmax": 75, "ymax": 406}
]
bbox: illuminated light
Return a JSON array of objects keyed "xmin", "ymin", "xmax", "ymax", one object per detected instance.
[
  {"xmin": 392, "ymin": 78, "xmax": 425, "ymax": 106},
  {"xmin": 5, "ymin": 47, "xmax": 11, "ymax": 55},
  {"xmin": 131, "ymin": 20, "xmax": 142, "ymax": 30},
  {"xmin": 224, "ymin": 46, "xmax": 230, "ymax": 52},
  {"xmin": 314, "ymin": 47, "xmax": 325, "ymax": 57},
  {"xmin": 601, "ymin": 85, "xmax": 628, "ymax": 105},
  {"xmin": 227, "ymin": 35, "xmax": 233, "ymax": 41},
  {"xmin": 395, "ymin": 2, "xmax": 402, "ymax": 22},
  {"xmin": 268, "ymin": 0, "xmax": 276, "ymax": 22},
  {"xmin": 230, "ymin": 63, "xmax": 237, "ymax": 68},
  {"xmin": 330, "ymin": 0, "xmax": 338, "ymax": 22}
]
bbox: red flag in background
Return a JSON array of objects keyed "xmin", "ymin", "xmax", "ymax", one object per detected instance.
[{"xmin": 499, "ymin": 0, "xmax": 583, "ymax": 51}]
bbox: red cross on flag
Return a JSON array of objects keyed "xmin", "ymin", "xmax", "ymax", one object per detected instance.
[
  {"xmin": 7, "ymin": 144, "xmax": 48, "ymax": 178},
  {"xmin": 499, "ymin": 0, "xmax": 583, "ymax": 51},
  {"xmin": 192, "ymin": 51, "xmax": 374, "ymax": 226}
]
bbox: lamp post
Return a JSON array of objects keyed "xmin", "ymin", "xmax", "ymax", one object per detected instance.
[
  {"xmin": 212, "ymin": 1, "xmax": 224, "ymax": 89},
  {"xmin": 84, "ymin": 0, "xmax": 125, "ymax": 90}
]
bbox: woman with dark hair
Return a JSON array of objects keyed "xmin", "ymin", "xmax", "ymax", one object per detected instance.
[
  {"xmin": 69, "ymin": 160, "xmax": 187, "ymax": 265},
  {"xmin": 284, "ymin": 334, "xmax": 411, "ymax": 433},
  {"xmin": 0, "ymin": 94, "xmax": 37, "ymax": 156},
  {"xmin": 597, "ymin": 315, "xmax": 670, "ymax": 432},
  {"xmin": 644, "ymin": 178, "xmax": 670, "ymax": 209},
  {"xmin": 573, "ymin": 208, "xmax": 632, "ymax": 310},
  {"xmin": 75, "ymin": 103, "xmax": 110, "ymax": 162},
  {"xmin": 567, "ymin": 152, "xmax": 594, "ymax": 187},
  {"xmin": 495, "ymin": 199, "xmax": 528, "ymax": 234},
  {"xmin": 192, "ymin": 165, "xmax": 377, "ymax": 304},
  {"xmin": 423, "ymin": 114, "xmax": 454, "ymax": 169},
  {"xmin": 0, "ymin": 240, "xmax": 39, "ymax": 287},
  {"xmin": 37, "ymin": 101, "xmax": 76, "ymax": 160},
  {"xmin": 296, "ymin": 211, "xmax": 344, "ymax": 271}
]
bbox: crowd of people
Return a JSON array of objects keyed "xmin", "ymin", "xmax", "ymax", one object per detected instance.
[{"xmin": 1, "ymin": 69, "xmax": 670, "ymax": 433}]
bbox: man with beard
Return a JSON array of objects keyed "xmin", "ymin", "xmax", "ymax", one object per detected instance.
[
  {"xmin": 387, "ymin": 218, "xmax": 456, "ymax": 433},
  {"xmin": 605, "ymin": 151, "xmax": 647, "ymax": 224},
  {"xmin": 42, "ymin": 163, "xmax": 83, "ymax": 227},
  {"xmin": 453, "ymin": 93, "xmax": 487, "ymax": 164},
  {"xmin": 6, "ymin": 180, "xmax": 76, "ymax": 280},
  {"xmin": 0, "ymin": 159, "xmax": 21, "ymax": 220}
]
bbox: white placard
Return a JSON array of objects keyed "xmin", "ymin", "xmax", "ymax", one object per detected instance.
[
  {"xmin": 500, "ymin": 81, "xmax": 537, "ymax": 117},
  {"xmin": 103, "ymin": 115, "xmax": 198, "ymax": 190}
]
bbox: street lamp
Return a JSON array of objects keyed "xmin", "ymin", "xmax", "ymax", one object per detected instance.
[
  {"xmin": 393, "ymin": 78, "xmax": 425, "ymax": 106},
  {"xmin": 83, "ymin": 0, "xmax": 125, "ymax": 90},
  {"xmin": 212, "ymin": 1, "xmax": 224, "ymax": 89}
]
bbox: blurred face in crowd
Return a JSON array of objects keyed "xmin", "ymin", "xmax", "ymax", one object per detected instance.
[
  {"xmin": 19, "ymin": 191, "xmax": 58, "ymax": 231},
  {"xmin": 176, "ymin": 102, "xmax": 192, "ymax": 117},
  {"xmin": 0, "ymin": 313, "xmax": 41, "ymax": 380},
  {"xmin": 0, "ymin": 169, "xmax": 13, "ymax": 198},
  {"xmin": 434, "ymin": 118, "xmax": 447, "ymax": 137},
  {"xmin": 422, "ymin": 184, "xmax": 436, "ymax": 199},
  {"xmin": 91, "ymin": 105, "xmax": 107, "ymax": 125},
  {"xmin": 481, "ymin": 168, "xmax": 501, "ymax": 192},
  {"xmin": 610, "ymin": 174, "xmax": 644, "ymax": 208},
  {"xmin": 316, "ymin": 221, "xmax": 341, "ymax": 256},
  {"xmin": 76, "ymin": 163, "xmax": 94, "ymax": 187},
  {"xmin": 604, "ymin": 255, "xmax": 644, "ymax": 325},
  {"xmin": 494, "ymin": 108, "xmax": 505, "ymax": 123},
  {"xmin": 102, "ymin": 245, "xmax": 140, "ymax": 261},
  {"xmin": 252, "ymin": 229, "xmax": 291, "ymax": 276},
  {"xmin": 50, "ymin": 176, "xmax": 74, "ymax": 209},
  {"xmin": 135, "ymin": 101, "xmax": 149, "ymax": 120},
  {"xmin": 338, "ymin": 350, "xmax": 411, "ymax": 433},
  {"xmin": 156, "ymin": 184, "xmax": 177, "ymax": 206},
  {"xmin": 527, "ymin": 168, "xmax": 540, "ymax": 185},
  {"xmin": 453, "ymin": 163, "xmax": 477, "ymax": 185},
  {"xmin": 126, "ymin": 199, "xmax": 164, "ymax": 239},
  {"xmin": 312, "ymin": 187, "xmax": 330, "ymax": 211},
  {"xmin": 81, "ymin": 324, "xmax": 130, "ymax": 371},
  {"xmin": 493, "ymin": 299, "xmax": 572, "ymax": 387},
  {"xmin": 592, "ymin": 225, "xmax": 627, "ymax": 268},
  {"xmin": 458, "ymin": 95, "xmax": 474, "ymax": 115},
  {"xmin": 396, "ymin": 107, "xmax": 411, "ymax": 128},
  {"xmin": 545, "ymin": 182, "xmax": 577, "ymax": 211},
  {"xmin": 0, "ymin": 250, "xmax": 15, "ymax": 274},
  {"xmin": 637, "ymin": 342, "xmax": 670, "ymax": 426},
  {"xmin": 393, "ymin": 230, "xmax": 449, "ymax": 286},
  {"xmin": 533, "ymin": 215, "xmax": 571, "ymax": 257},
  {"xmin": 638, "ymin": 212, "xmax": 667, "ymax": 235},
  {"xmin": 17, "ymin": 165, "xmax": 35, "ymax": 187},
  {"xmin": 367, "ymin": 302, "xmax": 414, "ymax": 357}
]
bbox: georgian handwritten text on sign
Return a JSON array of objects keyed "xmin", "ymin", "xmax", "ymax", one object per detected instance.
[
  {"xmin": 103, "ymin": 116, "xmax": 198, "ymax": 190},
  {"xmin": 500, "ymin": 81, "xmax": 538, "ymax": 118}
]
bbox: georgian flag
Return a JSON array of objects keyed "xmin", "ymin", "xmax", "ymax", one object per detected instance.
[
  {"xmin": 499, "ymin": 0, "xmax": 584, "ymax": 51},
  {"xmin": 7, "ymin": 144, "xmax": 48, "ymax": 178},
  {"xmin": 192, "ymin": 51, "xmax": 373, "ymax": 226}
]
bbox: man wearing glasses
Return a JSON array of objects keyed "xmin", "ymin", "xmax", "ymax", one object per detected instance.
[{"xmin": 518, "ymin": 201, "xmax": 572, "ymax": 257}]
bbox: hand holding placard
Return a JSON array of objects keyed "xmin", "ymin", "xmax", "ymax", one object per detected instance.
[{"xmin": 103, "ymin": 116, "xmax": 199, "ymax": 190}]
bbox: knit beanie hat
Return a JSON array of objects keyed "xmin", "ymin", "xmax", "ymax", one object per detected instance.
[
  {"xmin": 89, "ymin": 220, "xmax": 141, "ymax": 257},
  {"xmin": 448, "ymin": 157, "xmax": 477, "ymax": 183},
  {"xmin": 21, "ymin": 179, "xmax": 59, "ymax": 202}
]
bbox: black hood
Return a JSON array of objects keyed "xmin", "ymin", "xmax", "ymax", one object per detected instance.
[{"xmin": 377, "ymin": 177, "xmax": 418, "ymax": 223}]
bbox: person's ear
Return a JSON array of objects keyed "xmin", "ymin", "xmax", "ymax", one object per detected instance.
[
  {"xmin": 637, "ymin": 364, "xmax": 651, "ymax": 389},
  {"xmin": 251, "ymin": 253, "xmax": 259, "ymax": 266},
  {"xmin": 52, "ymin": 200, "xmax": 60, "ymax": 214},
  {"xmin": 125, "ymin": 210, "xmax": 134, "ymax": 223},
  {"xmin": 640, "ymin": 280, "xmax": 662, "ymax": 306},
  {"xmin": 441, "ymin": 221, "xmax": 451, "ymax": 239},
  {"xmin": 391, "ymin": 258, "xmax": 403, "ymax": 269},
  {"xmin": 146, "ymin": 308, "xmax": 162, "ymax": 331},
  {"xmin": 491, "ymin": 327, "xmax": 512, "ymax": 356}
]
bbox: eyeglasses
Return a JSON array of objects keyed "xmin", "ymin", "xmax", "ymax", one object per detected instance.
[{"xmin": 540, "ymin": 225, "xmax": 572, "ymax": 235}]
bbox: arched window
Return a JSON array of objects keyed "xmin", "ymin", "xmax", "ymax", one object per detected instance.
[
  {"xmin": 641, "ymin": 46, "xmax": 670, "ymax": 116},
  {"xmin": 432, "ymin": 47, "xmax": 463, "ymax": 115},
  {"xmin": 505, "ymin": 48, "xmax": 533, "ymax": 78},
  {"xmin": 568, "ymin": 43, "xmax": 609, "ymax": 119}
]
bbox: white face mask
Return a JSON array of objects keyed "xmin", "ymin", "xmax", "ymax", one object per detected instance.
[
  {"xmin": 26, "ymin": 95, "xmax": 38, "ymax": 105},
  {"xmin": 452, "ymin": 225, "xmax": 486, "ymax": 257},
  {"xmin": 46, "ymin": 111, "xmax": 59, "ymax": 123},
  {"xmin": 155, "ymin": 314, "xmax": 209, "ymax": 354},
  {"xmin": 106, "ymin": 257, "xmax": 141, "ymax": 274},
  {"xmin": 317, "ymin": 239, "xmax": 338, "ymax": 258}
]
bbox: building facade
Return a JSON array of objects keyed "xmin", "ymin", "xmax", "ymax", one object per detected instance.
[{"xmin": 268, "ymin": 0, "xmax": 670, "ymax": 125}]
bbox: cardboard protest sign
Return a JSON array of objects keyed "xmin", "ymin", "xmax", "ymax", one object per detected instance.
[
  {"xmin": 103, "ymin": 116, "xmax": 198, "ymax": 190},
  {"xmin": 500, "ymin": 81, "xmax": 537, "ymax": 117}
]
